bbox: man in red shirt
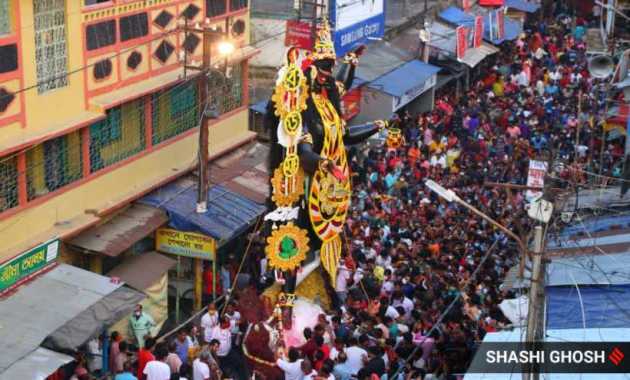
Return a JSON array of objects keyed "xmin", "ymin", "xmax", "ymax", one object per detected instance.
[{"xmin": 137, "ymin": 337, "xmax": 156, "ymax": 380}]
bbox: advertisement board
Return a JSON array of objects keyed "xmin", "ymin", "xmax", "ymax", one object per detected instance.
[
  {"xmin": 474, "ymin": 16, "xmax": 484, "ymax": 48},
  {"xmin": 497, "ymin": 8, "xmax": 505, "ymax": 40},
  {"xmin": 526, "ymin": 160, "xmax": 548, "ymax": 201},
  {"xmin": 341, "ymin": 87, "xmax": 362, "ymax": 120},
  {"xmin": 156, "ymin": 228, "xmax": 216, "ymax": 261},
  {"xmin": 0, "ymin": 239, "xmax": 59, "ymax": 294},
  {"xmin": 456, "ymin": 26, "xmax": 468, "ymax": 61},
  {"xmin": 330, "ymin": 0, "xmax": 385, "ymax": 56},
  {"xmin": 285, "ymin": 20, "xmax": 313, "ymax": 49}
]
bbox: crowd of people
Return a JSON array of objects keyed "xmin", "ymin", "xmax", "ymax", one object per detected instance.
[{"xmin": 64, "ymin": 4, "xmax": 628, "ymax": 380}]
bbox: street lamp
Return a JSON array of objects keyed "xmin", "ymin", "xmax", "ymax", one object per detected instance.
[{"xmin": 425, "ymin": 179, "xmax": 528, "ymax": 262}]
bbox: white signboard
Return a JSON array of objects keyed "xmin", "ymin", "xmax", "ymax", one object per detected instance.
[
  {"xmin": 331, "ymin": 0, "xmax": 385, "ymax": 56},
  {"xmin": 526, "ymin": 160, "xmax": 548, "ymax": 201},
  {"xmin": 393, "ymin": 74, "xmax": 437, "ymax": 111}
]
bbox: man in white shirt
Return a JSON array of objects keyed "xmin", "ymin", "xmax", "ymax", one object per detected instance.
[
  {"xmin": 335, "ymin": 263, "xmax": 351, "ymax": 305},
  {"xmin": 392, "ymin": 291, "xmax": 414, "ymax": 318},
  {"xmin": 143, "ymin": 343, "xmax": 171, "ymax": 380},
  {"xmin": 345, "ymin": 336, "xmax": 369, "ymax": 375},
  {"xmin": 200, "ymin": 304, "xmax": 219, "ymax": 344},
  {"xmin": 210, "ymin": 317, "xmax": 232, "ymax": 358},
  {"xmin": 276, "ymin": 347, "xmax": 304, "ymax": 380},
  {"xmin": 193, "ymin": 350, "xmax": 212, "ymax": 380}
]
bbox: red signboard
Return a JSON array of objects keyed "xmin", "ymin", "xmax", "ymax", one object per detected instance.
[
  {"xmin": 474, "ymin": 16, "xmax": 484, "ymax": 48},
  {"xmin": 456, "ymin": 26, "xmax": 468, "ymax": 61},
  {"xmin": 341, "ymin": 87, "xmax": 362, "ymax": 121},
  {"xmin": 285, "ymin": 20, "xmax": 313, "ymax": 49},
  {"xmin": 479, "ymin": 0, "xmax": 504, "ymax": 5},
  {"xmin": 497, "ymin": 8, "xmax": 505, "ymax": 40}
]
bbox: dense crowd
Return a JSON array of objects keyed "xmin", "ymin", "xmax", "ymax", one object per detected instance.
[{"xmin": 69, "ymin": 6, "xmax": 627, "ymax": 380}]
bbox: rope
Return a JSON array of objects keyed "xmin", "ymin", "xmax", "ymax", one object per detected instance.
[{"xmin": 221, "ymin": 214, "xmax": 264, "ymax": 315}]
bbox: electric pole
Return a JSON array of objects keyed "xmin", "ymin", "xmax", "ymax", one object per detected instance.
[{"xmin": 524, "ymin": 225, "xmax": 545, "ymax": 380}]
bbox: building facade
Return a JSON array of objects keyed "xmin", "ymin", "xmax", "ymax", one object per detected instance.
[{"xmin": 0, "ymin": 0, "xmax": 255, "ymax": 266}]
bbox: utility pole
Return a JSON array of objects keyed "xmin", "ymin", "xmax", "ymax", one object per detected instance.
[
  {"xmin": 182, "ymin": 20, "xmax": 230, "ymax": 311},
  {"xmin": 574, "ymin": 89, "xmax": 582, "ymax": 162},
  {"xmin": 524, "ymin": 225, "xmax": 545, "ymax": 380}
]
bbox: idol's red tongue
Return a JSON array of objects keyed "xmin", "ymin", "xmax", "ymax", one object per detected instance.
[{"xmin": 331, "ymin": 166, "xmax": 347, "ymax": 182}]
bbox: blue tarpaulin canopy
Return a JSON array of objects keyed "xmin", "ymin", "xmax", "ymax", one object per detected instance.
[
  {"xmin": 249, "ymin": 100, "xmax": 267, "ymax": 114},
  {"xmin": 139, "ymin": 180, "xmax": 266, "ymax": 246},
  {"xmin": 547, "ymin": 285, "xmax": 630, "ymax": 329},
  {"xmin": 439, "ymin": 6, "xmax": 522, "ymax": 45},
  {"xmin": 505, "ymin": 0, "xmax": 540, "ymax": 13},
  {"xmin": 367, "ymin": 60, "xmax": 441, "ymax": 98}
]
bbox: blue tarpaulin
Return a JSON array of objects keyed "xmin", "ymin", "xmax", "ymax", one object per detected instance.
[
  {"xmin": 139, "ymin": 181, "xmax": 266, "ymax": 246},
  {"xmin": 547, "ymin": 285, "xmax": 630, "ymax": 329},
  {"xmin": 440, "ymin": 6, "xmax": 522, "ymax": 45},
  {"xmin": 505, "ymin": 0, "xmax": 540, "ymax": 13},
  {"xmin": 440, "ymin": 6, "xmax": 475, "ymax": 26},
  {"xmin": 367, "ymin": 60, "xmax": 441, "ymax": 98},
  {"xmin": 249, "ymin": 100, "xmax": 267, "ymax": 114}
]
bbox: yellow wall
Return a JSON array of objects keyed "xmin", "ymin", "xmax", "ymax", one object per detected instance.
[
  {"xmin": 2, "ymin": 1, "xmax": 87, "ymax": 139},
  {"xmin": 0, "ymin": 111, "xmax": 252, "ymax": 263}
]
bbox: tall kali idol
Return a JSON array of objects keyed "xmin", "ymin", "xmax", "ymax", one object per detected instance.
[{"xmin": 262, "ymin": 18, "xmax": 387, "ymax": 319}]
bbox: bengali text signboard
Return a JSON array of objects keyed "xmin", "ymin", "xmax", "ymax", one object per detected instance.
[
  {"xmin": 156, "ymin": 228, "xmax": 216, "ymax": 261},
  {"xmin": 0, "ymin": 239, "xmax": 59, "ymax": 294},
  {"xmin": 285, "ymin": 20, "xmax": 313, "ymax": 49},
  {"xmin": 526, "ymin": 160, "xmax": 548, "ymax": 201}
]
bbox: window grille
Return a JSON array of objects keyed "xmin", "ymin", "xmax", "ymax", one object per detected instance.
[
  {"xmin": 230, "ymin": 0, "xmax": 247, "ymax": 11},
  {"xmin": 89, "ymin": 99, "xmax": 146, "ymax": 172},
  {"xmin": 207, "ymin": 0, "xmax": 227, "ymax": 17},
  {"xmin": 0, "ymin": 0, "xmax": 11, "ymax": 35},
  {"xmin": 207, "ymin": 63, "xmax": 243, "ymax": 116},
  {"xmin": 33, "ymin": 0, "xmax": 68, "ymax": 94},
  {"xmin": 26, "ymin": 131, "xmax": 83, "ymax": 200},
  {"xmin": 0, "ymin": 155, "xmax": 18, "ymax": 212},
  {"xmin": 152, "ymin": 81, "xmax": 200, "ymax": 145}
]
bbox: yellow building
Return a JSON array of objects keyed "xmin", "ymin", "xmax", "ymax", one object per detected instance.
[{"xmin": 0, "ymin": 0, "xmax": 256, "ymax": 267}]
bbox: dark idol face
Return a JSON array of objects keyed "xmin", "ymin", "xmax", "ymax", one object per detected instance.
[{"xmin": 314, "ymin": 59, "xmax": 335, "ymax": 76}]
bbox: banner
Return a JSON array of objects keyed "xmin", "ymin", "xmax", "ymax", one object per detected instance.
[
  {"xmin": 330, "ymin": 0, "xmax": 385, "ymax": 56},
  {"xmin": 474, "ymin": 15, "xmax": 484, "ymax": 48},
  {"xmin": 497, "ymin": 7, "xmax": 505, "ymax": 40},
  {"xmin": 526, "ymin": 160, "xmax": 548, "ymax": 201},
  {"xmin": 456, "ymin": 26, "xmax": 468, "ymax": 61},
  {"xmin": 156, "ymin": 228, "xmax": 216, "ymax": 261},
  {"xmin": 285, "ymin": 20, "xmax": 313, "ymax": 50},
  {"xmin": 0, "ymin": 239, "xmax": 59, "ymax": 294},
  {"xmin": 341, "ymin": 87, "xmax": 362, "ymax": 120}
]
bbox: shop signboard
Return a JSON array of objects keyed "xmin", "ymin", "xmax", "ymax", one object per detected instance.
[
  {"xmin": 456, "ymin": 26, "xmax": 468, "ymax": 61},
  {"xmin": 0, "ymin": 239, "xmax": 59, "ymax": 294},
  {"xmin": 393, "ymin": 73, "xmax": 437, "ymax": 111},
  {"xmin": 330, "ymin": 0, "xmax": 385, "ymax": 56},
  {"xmin": 474, "ymin": 16, "xmax": 484, "ymax": 48},
  {"xmin": 285, "ymin": 20, "xmax": 313, "ymax": 49},
  {"xmin": 526, "ymin": 160, "xmax": 548, "ymax": 201},
  {"xmin": 156, "ymin": 228, "xmax": 216, "ymax": 261}
]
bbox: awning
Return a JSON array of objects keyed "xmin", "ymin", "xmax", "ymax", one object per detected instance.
[
  {"xmin": 107, "ymin": 251, "xmax": 176, "ymax": 291},
  {"xmin": 1, "ymin": 347, "xmax": 74, "ymax": 380},
  {"xmin": 367, "ymin": 60, "xmax": 441, "ymax": 97},
  {"xmin": 460, "ymin": 43, "xmax": 500, "ymax": 67},
  {"xmin": 355, "ymin": 40, "xmax": 416, "ymax": 83},
  {"xmin": 0, "ymin": 264, "xmax": 144, "ymax": 375},
  {"xmin": 139, "ymin": 180, "xmax": 267, "ymax": 246},
  {"xmin": 209, "ymin": 143, "xmax": 270, "ymax": 204},
  {"xmin": 67, "ymin": 204, "xmax": 168, "ymax": 257},
  {"xmin": 440, "ymin": 6, "xmax": 522, "ymax": 45},
  {"xmin": 505, "ymin": 0, "xmax": 540, "ymax": 13}
]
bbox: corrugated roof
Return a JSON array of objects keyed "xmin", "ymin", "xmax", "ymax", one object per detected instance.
[
  {"xmin": 0, "ymin": 264, "xmax": 122, "ymax": 375},
  {"xmin": 209, "ymin": 142, "xmax": 270, "ymax": 205},
  {"xmin": 367, "ymin": 60, "xmax": 441, "ymax": 97},
  {"xmin": 67, "ymin": 204, "xmax": 168, "ymax": 257},
  {"xmin": 1, "ymin": 347, "xmax": 74, "ymax": 380},
  {"xmin": 355, "ymin": 41, "xmax": 415, "ymax": 83},
  {"xmin": 107, "ymin": 251, "xmax": 176, "ymax": 291},
  {"xmin": 505, "ymin": 0, "xmax": 540, "ymax": 13},
  {"xmin": 139, "ymin": 180, "xmax": 267, "ymax": 246},
  {"xmin": 547, "ymin": 252, "xmax": 630, "ymax": 286}
]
